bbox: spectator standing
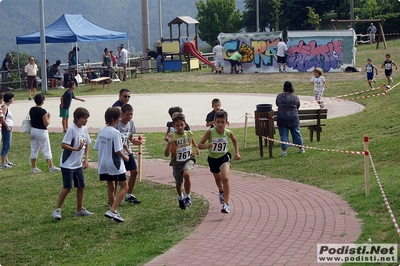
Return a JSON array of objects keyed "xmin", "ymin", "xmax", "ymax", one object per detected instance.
[
  {"xmin": 367, "ymin": 23, "xmax": 377, "ymax": 44},
  {"xmin": 275, "ymin": 81, "xmax": 305, "ymax": 157},
  {"xmin": 2, "ymin": 53, "xmax": 17, "ymax": 91},
  {"xmin": 112, "ymin": 88, "xmax": 130, "ymax": 108},
  {"xmin": 145, "ymin": 48, "xmax": 162, "ymax": 73},
  {"xmin": 213, "ymin": 40, "xmax": 225, "ymax": 74},
  {"xmin": 24, "ymin": 56, "xmax": 38, "ymax": 100},
  {"xmin": 29, "ymin": 94, "xmax": 61, "ymax": 173},
  {"xmin": 68, "ymin": 47, "xmax": 79, "ymax": 66},
  {"xmin": 119, "ymin": 44, "xmax": 129, "ymax": 81},
  {"xmin": 277, "ymin": 38, "xmax": 289, "ymax": 72},
  {"xmin": 52, "ymin": 107, "xmax": 93, "ymax": 220},
  {"xmin": 110, "ymin": 51, "xmax": 117, "ymax": 67},
  {"xmin": 102, "ymin": 48, "xmax": 111, "ymax": 67},
  {"xmin": 1, "ymin": 93, "xmax": 15, "ymax": 168}
]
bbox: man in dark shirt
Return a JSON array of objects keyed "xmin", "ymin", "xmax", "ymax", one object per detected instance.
[
  {"xmin": 112, "ymin": 88, "xmax": 131, "ymax": 108},
  {"xmin": 145, "ymin": 48, "xmax": 162, "ymax": 73}
]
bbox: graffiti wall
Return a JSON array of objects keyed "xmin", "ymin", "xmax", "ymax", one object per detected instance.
[{"xmin": 217, "ymin": 30, "xmax": 356, "ymax": 73}]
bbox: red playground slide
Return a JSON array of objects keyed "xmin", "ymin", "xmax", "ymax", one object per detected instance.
[{"xmin": 183, "ymin": 42, "xmax": 214, "ymax": 67}]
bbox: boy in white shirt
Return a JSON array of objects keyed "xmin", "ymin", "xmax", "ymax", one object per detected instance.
[
  {"xmin": 52, "ymin": 107, "xmax": 93, "ymax": 220},
  {"xmin": 94, "ymin": 107, "xmax": 129, "ymax": 223},
  {"xmin": 310, "ymin": 68, "xmax": 326, "ymax": 108}
]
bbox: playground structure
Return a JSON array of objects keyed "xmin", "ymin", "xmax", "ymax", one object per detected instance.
[{"xmin": 161, "ymin": 16, "xmax": 214, "ymax": 72}]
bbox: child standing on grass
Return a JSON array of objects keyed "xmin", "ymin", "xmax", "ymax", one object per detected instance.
[
  {"xmin": 381, "ymin": 54, "xmax": 398, "ymax": 87},
  {"xmin": 164, "ymin": 113, "xmax": 199, "ymax": 210},
  {"xmin": 198, "ymin": 111, "xmax": 240, "ymax": 214},
  {"xmin": 365, "ymin": 59, "xmax": 378, "ymax": 89},
  {"xmin": 52, "ymin": 107, "xmax": 93, "ymax": 220},
  {"xmin": 213, "ymin": 40, "xmax": 225, "ymax": 74},
  {"xmin": 94, "ymin": 107, "xmax": 129, "ymax": 223},
  {"xmin": 164, "ymin": 106, "xmax": 190, "ymax": 141},
  {"xmin": 116, "ymin": 104, "xmax": 142, "ymax": 204},
  {"xmin": 60, "ymin": 81, "xmax": 85, "ymax": 133},
  {"xmin": 310, "ymin": 68, "xmax": 326, "ymax": 108}
]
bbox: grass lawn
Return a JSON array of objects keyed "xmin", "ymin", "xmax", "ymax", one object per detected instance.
[{"xmin": 1, "ymin": 39, "xmax": 400, "ymax": 265}]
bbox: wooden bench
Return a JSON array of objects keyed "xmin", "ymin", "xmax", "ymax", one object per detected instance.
[
  {"xmin": 90, "ymin": 77, "xmax": 110, "ymax": 91},
  {"xmin": 255, "ymin": 109, "xmax": 328, "ymax": 157}
]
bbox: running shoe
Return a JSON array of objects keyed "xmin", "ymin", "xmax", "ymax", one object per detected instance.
[
  {"xmin": 52, "ymin": 208, "xmax": 61, "ymax": 220},
  {"xmin": 178, "ymin": 198, "xmax": 186, "ymax": 210},
  {"xmin": 221, "ymin": 203, "xmax": 230, "ymax": 214},
  {"xmin": 75, "ymin": 207, "xmax": 94, "ymax": 217}
]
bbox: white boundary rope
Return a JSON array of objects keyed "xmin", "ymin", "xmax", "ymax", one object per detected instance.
[
  {"xmin": 369, "ymin": 152, "xmax": 400, "ymax": 237},
  {"xmin": 262, "ymin": 136, "xmax": 365, "ymax": 155}
]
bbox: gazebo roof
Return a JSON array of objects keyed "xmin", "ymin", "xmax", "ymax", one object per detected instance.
[{"xmin": 168, "ymin": 16, "xmax": 199, "ymax": 27}]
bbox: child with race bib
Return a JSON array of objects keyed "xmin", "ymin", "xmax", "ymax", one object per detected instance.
[
  {"xmin": 198, "ymin": 110, "xmax": 240, "ymax": 214},
  {"xmin": 116, "ymin": 104, "xmax": 142, "ymax": 204},
  {"xmin": 365, "ymin": 58, "xmax": 378, "ymax": 89},
  {"xmin": 164, "ymin": 113, "xmax": 199, "ymax": 210},
  {"xmin": 310, "ymin": 68, "xmax": 326, "ymax": 109}
]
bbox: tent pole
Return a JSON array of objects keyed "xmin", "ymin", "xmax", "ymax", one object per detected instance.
[
  {"xmin": 17, "ymin": 45, "xmax": 22, "ymax": 89},
  {"xmin": 128, "ymin": 40, "xmax": 131, "ymax": 82}
]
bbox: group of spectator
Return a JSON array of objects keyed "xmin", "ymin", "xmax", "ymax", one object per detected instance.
[{"xmin": 100, "ymin": 44, "xmax": 129, "ymax": 81}]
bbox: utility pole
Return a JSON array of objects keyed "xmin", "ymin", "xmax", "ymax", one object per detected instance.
[
  {"xmin": 158, "ymin": 0, "xmax": 162, "ymax": 40},
  {"xmin": 350, "ymin": 0, "xmax": 355, "ymax": 28},
  {"xmin": 39, "ymin": 0, "xmax": 47, "ymax": 93},
  {"xmin": 141, "ymin": 0, "xmax": 150, "ymax": 70},
  {"xmin": 256, "ymin": 0, "xmax": 259, "ymax": 32}
]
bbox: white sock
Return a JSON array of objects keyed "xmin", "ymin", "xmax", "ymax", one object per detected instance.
[
  {"xmin": 126, "ymin": 194, "xmax": 132, "ymax": 198},
  {"xmin": 186, "ymin": 193, "xmax": 191, "ymax": 198}
]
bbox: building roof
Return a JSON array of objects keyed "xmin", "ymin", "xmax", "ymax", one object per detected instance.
[{"xmin": 167, "ymin": 16, "xmax": 199, "ymax": 27}]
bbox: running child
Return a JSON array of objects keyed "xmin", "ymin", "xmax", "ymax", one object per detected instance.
[
  {"xmin": 60, "ymin": 81, "xmax": 85, "ymax": 132},
  {"xmin": 52, "ymin": 107, "xmax": 93, "ymax": 220},
  {"xmin": 165, "ymin": 106, "xmax": 190, "ymax": 141},
  {"xmin": 213, "ymin": 40, "xmax": 225, "ymax": 74},
  {"xmin": 365, "ymin": 59, "xmax": 378, "ymax": 89},
  {"xmin": 164, "ymin": 113, "xmax": 199, "ymax": 210},
  {"xmin": 116, "ymin": 104, "xmax": 142, "ymax": 204},
  {"xmin": 310, "ymin": 68, "xmax": 326, "ymax": 108},
  {"xmin": 198, "ymin": 110, "xmax": 240, "ymax": 214},
  {"xmin": 94, "ymin": 107, "xmax": 129, "ymax": 223},
  {"xmin": 381, "ymin": 54, "xmax": 398, "ymax": 87}
]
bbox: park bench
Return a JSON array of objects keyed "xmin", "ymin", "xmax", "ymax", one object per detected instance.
[
  {"xmin": 255, "ymin": 109, "xmax": 328, "ymax": 157},
  {"xmin": 90, "ymin": 77, "xmax": 110, "ymax": 91}
]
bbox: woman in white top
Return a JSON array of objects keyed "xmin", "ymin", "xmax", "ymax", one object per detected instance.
[{"xmin": 1, "ymin": 93, "xmax": 14, "ymax": 168}]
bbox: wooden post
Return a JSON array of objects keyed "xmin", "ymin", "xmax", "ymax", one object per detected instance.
[
  {"xmin": 382, "ymin": 84, "xmax": 388, "ymax": 111},
  {"xmin": 364, "ymin": 135, "xmax": 370, "ymax": 197},
  {"xmin": 243, "ymin": 113, "xmax": 248, "ymax": 148},
  {"xmin": 138, "ymin": 135, "xmax": 143, "ymax": 181}
]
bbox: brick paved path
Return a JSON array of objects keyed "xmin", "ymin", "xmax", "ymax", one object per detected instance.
[{"xmin": 143, "ymin": 159, "xmax": 361, "ymax": 266}]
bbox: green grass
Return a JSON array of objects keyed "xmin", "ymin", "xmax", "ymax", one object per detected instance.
[{"xmin": 2, "ymin": 39, "xmax": 400, "ymax": 265}]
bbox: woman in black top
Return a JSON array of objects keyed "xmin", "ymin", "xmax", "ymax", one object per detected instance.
[
  {"xmin": 275, "ymin": 81, "xmax": 305, "ymax": 156},
  {"xmin": 29, "ymin": 94, "xmax": 60, "ymax": 173}
]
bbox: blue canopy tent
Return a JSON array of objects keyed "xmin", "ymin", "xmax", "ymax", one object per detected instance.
[
  {"xmin": 16, "ymin": 14, "xmax": 128, "ymax": 44},
  {"xmin": 15, "ymin": 14, "xmax": 129, "ymax": 89}
]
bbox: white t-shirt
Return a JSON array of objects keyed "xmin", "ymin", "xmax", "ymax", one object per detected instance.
[
  {"xmin": 60, "ymin": 123, "xmax": 91, "ymax": 169},
  {"xmin": 115, "ymin": 120, "xmax": 136, "ymax": 156},
  {"xmin": 0, "ymin": 105, "xmax": 3, "ymax": 134},
  {"xmin": 119, "ymin": 48, "xmax": 128, "ymax": 64},
  {"xmin": 311, "ymin": 76, "xmax": 325, "ymax": 92},
  {"xmin": 276, "ymin": 41, "xmax": 287, "ymax": 57},
  {"xmin": 94, "ymin": 126, "xmax": 126, "ymax": 175},
  {"xmin": 4, "ymin": 106, "xmax": 13, "ymax": 127},
  {"xmin": 213, "ymin": 45, "xmax": 224, "ymax": 59},
  {"xmin": 25, "ymin": 63, "xmax": 38, "ymax": 76}
]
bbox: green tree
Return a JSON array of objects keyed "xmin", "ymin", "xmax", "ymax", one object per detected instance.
[
  {"xmin": 195, "ymin": 0, "xmax": 243, "ymax": 46},
  {"xmin": 306, "ymin": 6, "xmax": 321, "ymax": 30}
]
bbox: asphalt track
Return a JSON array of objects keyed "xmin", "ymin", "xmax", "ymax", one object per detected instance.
[{"xmin": 12, "ymin": 92, "xmax": 364, "ymax": 133}]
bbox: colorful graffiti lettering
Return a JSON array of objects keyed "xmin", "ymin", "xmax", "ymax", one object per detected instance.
[
  {"xmin": 218, "ymin": 32, "xmax": 349, "ymax": 72},
  {"xmin": 286, "ymin": 40, "xmax": 343, "ymax": 72}
]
